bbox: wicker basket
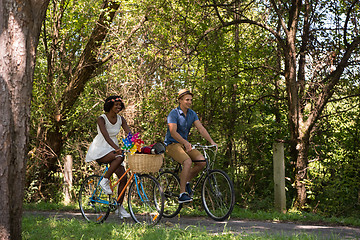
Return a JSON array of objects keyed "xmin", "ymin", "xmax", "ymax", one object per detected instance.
[{"xmin": 127, "ymin": 153, "xmax": 164, "ymax": 173}]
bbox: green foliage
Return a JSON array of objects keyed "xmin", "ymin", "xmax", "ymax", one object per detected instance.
[
  {"xmin": 306, "ymin": 97, "xmax": 360, "ymax": 216},
  {"xmin": 28, "ymin": 0, "xmax": 360, "ymax": 219},
  {"xmin": 28, "ymin": 0, "xmax": 108, "ymax": 202},
  {"xmin": 23, "ymin": 202, "xmax": 78, "ymax": 212}
]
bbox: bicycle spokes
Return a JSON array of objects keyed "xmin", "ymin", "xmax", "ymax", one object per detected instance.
[
  {"xmin": 202, "ymin": 170, "xmax": 235, "ymax": 221},
  {"xmin": 157, "ymin": 171, "xmax": 182, "ymax": 218},
  {"xmin": 79, "ymin": 175, "xmax": 111, "ymax": 223},
  {"xmin": 128, "ymin": 174, "xmax": 164, "ymax": 225}
]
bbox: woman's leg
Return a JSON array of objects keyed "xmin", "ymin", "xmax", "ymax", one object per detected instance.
[
  {"xmin": 97, "ymin": 152, "xmax": 124, "ymax": 179},
  {"xmin": 114, "ymin": 165, "xmax": 127, "ymax": 205},
  {"xmin": 114, "ymin": 165, "xmax": 130, "ymax": 218}
]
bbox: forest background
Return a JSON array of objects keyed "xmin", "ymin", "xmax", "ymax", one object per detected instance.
[{"xmin": 27, "ymin": 0, "xmax": 360, "ymax": 218}]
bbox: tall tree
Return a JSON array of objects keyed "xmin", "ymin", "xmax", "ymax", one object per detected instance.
[
  {"xmin": 205, "ymin": 0, "xmax": 360, "ymax": 208},
  {"xmin": 43, "ymin": 0, "xmax": 121, "ymax": 171},
  {"xmin": 0, "ymin": 0, "xmax": 50, "ymax": 239},
  {"xmin": 29, "ymin": 0, "xmax": 148, "ymax": 198}
]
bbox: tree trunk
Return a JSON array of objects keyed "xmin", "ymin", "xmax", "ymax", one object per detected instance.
[
  {"xmin": 0, "ymin": 0, "xmax": 50, "ymax": 239},
  {"xmin": 293, "ymin": 138, "xmax": 310, "ymax": 208}
]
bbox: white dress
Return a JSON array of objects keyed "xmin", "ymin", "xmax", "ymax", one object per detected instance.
[{"xmin": 85, "ymin": 114, "xmax": 122, "ymax": 162}]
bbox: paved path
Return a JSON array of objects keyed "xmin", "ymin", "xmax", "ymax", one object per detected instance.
[{"xmin": 23, "ymin": 211, "xmax": 360, "ymax": 239}]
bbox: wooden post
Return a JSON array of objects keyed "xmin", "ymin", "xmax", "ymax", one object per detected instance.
[
  {"xmin": 63, "ymin": 155, "xmax": 73, "ymax": 205},
  {"xmin": 273, "ymin": 142, "xmax": 286, "ymax": 213}
]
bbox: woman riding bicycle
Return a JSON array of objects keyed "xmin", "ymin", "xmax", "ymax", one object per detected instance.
[
  {"xmin": 164, "ymin": 89, "xmax": 217, "ymax": 204},
  {"xmin": 85, "ymin": 95, "xmax": 131, "ymax": 219}
]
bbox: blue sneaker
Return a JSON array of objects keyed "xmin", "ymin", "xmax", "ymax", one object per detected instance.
[
  {"xmin": 186, "ymin": 182, "xmax": 193, "ymax": 196},
  {"xmin": 178, "ymin": 192, "xmax": 193, "ymax": 203}
]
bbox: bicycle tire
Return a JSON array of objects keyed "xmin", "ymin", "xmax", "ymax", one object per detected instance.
[
  {"xmin": 128, "ymin": 174, "xmax": 164, "ymax": 225},
  {"xmin": 201, "ymin": 169, "xmax": 235, "ymax": 221},
  {"xmin": 157, "ymin": 171, "xmax": 183, "ymax": 218},
  {"xmin": 79, "ymin": 175, "xmax": 111, "ymax": 223}
]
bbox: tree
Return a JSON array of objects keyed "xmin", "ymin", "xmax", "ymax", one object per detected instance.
[
  {"xmin": 29, "ymin": 0, "xmax": 148, "ymax": 200},
  {"xmin": 0, "ymin": 0, "xmax": 50, "ymax": 238},
  {"xmin": 204, "ymin": 0, "xmax": 360, "ymax": 208}
]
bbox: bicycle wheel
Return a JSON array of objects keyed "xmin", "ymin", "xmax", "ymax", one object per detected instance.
[
  {"xmin": 79, "ymin": 175, "xmax": 111, "ymax": 223},
  {"xmin": 202, "ymin": 169, "xmax": 235, "ymax": 221},
  {"xmin": 128, "ymin": 174, "xmax": 164, "ymax": 225},
  {"xmin": 157, "ymin": 171, "xmax": 182, "ymax": 218}
]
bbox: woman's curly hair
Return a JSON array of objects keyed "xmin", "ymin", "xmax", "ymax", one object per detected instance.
[{"xmin": 103, "ymin": 96, "xmax": 125, "ymax": 112}]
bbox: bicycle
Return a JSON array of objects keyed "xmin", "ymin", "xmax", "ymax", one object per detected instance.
[
  {"xmin": 79, "ymin": 154, "xmax": 165, "ymax": 225},
  {"xmin": 157, "ymin": 144, "xmax": 235, "ymax": 221}
]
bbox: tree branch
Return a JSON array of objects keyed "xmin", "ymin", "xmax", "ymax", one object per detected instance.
[
  {"xmin": 59, "ymin": 0, "xmax": 121, "ymax": 119},
  {"xmin": 306, "ymin": 35, "xmax": 360, "ymax": 132},
  {"xmin": 269, "ymin": 0, "xmax": 290, "ymax": 36},
  {"xmin": 343, "ymin": 0, "xmax": 359, "ymax": 47}
]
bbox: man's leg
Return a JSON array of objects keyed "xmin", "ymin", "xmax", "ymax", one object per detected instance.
[
  {"xmin": 186, "ymin": 150, "xmax": 206, "ymax": 182},
  {"xmin": 165, "ymin": 143, "xmax": 193, "ymax": 202},
  {"xmin": 179, "ymin": 158, "xmax": 192, "ymax": 193},
  {"xmin": 187, "ymin": 161, "xmax": 206, "ymax": 182}
]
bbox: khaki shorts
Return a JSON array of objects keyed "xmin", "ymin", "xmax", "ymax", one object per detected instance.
[{"xmin": 166, "ymin": 143, "xmax": 204, "ymax": 164}]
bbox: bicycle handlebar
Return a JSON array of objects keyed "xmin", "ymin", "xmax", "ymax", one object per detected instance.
[{"xmin": 192, "ymin": 143, "xmax": 218, "ymax": 151}]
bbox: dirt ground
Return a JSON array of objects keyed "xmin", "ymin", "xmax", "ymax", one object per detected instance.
[{"xmin": 23, "ymin": 210, "xmax": 360, "ymax": 239}]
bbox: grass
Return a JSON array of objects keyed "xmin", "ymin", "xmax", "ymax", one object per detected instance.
[
  {"xmin": 22, "ymin": 202, "xmax": 358, "ymax": 239},
  {"xmin": 22, "ymin": 215, "xmax": 334, "ymax": 240},
  {"xmin": 23, "ymin": 202, "xmax": 78, "ymax": 212},
  {"xmin": 148, "ymin": 200, "xmax": 360, "ymax": 227},
  {"xmin": 23, "ymin": 201, "xmax": 360, "ymax": 227},
  {"xmin": 22, "ymin": 216, "xmax": 234, "ymax": 240}
]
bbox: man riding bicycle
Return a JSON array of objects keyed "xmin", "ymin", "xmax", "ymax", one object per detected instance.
[{"xmin": 164, "ymin": 89, "xmax": 217, "ymax": 203}]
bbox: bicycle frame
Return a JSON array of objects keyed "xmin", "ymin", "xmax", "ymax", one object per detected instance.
[
  {"xmin": 165, "ymin": 144, "xmax": 218, "ymax": 195},
  {"xmin": 90, "ymin": 165, "xmax": 139, "ymax": 207},
  {"xmin": 190, "ymin": 144, "xmax": 218, "ymax": 194}
]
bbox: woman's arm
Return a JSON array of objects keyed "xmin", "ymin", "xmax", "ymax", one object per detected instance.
[{"xmin": 121, "ymin": 116, "xmax": 131, "ymax": 135}]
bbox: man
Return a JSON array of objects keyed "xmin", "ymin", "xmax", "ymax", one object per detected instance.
[{"xmin": 164, "ymin": 89, "xmax": 217, "ymax": 203}]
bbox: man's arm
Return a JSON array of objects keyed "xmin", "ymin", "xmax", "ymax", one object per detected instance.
[
  {"xmin": 194, "ymin": 120, "xmax": 217, "ymax": 146},
  {"xmin": 168, "ymin": 123, "xmax": 193, "ymax": 152}
]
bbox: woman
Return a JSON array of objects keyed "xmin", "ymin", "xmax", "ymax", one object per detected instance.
[{"xmin": 85, "ymin": 96, "xmax": 131, "ymax": 219}]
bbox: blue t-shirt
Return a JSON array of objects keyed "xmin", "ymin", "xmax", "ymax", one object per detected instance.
[{"xmin": 164, "ymin": 107, "xmax": 199, "ymax": 146}]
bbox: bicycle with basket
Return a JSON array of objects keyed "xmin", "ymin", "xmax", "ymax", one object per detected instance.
[
  {"xmin": 158, "ymin": 143, "xmax": 235, "ymax": 221},
  {"xmin": 78, "ymin": 138, "xmax": 165, "ymax": 226}
]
